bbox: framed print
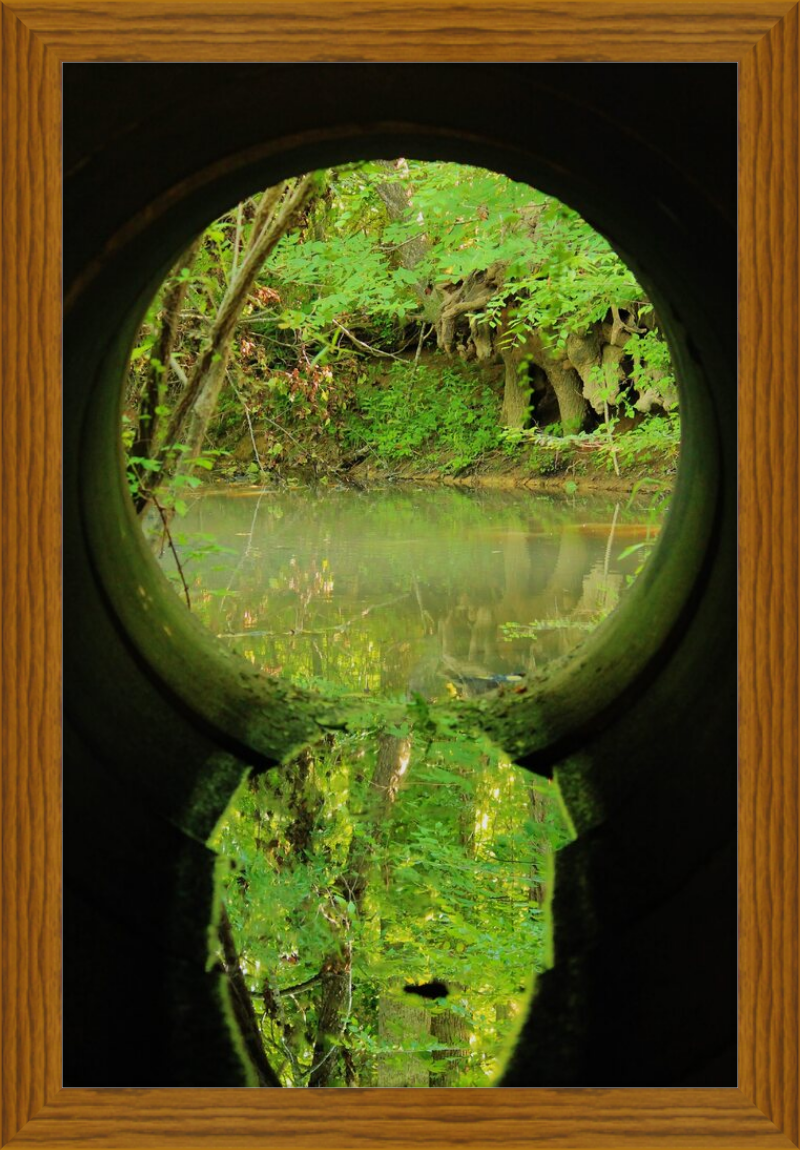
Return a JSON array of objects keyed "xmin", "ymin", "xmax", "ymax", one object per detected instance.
[{"xmin": 1, "ymin": 5, "xmax": 797, "ymax": 1148}]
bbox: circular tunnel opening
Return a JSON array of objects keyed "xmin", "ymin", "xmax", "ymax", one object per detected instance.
[
  {"xmin": 126, "ymin": 159, "xmax": 681, "ymax": 706},
  {"xmin": 64, "ymin": 64, "xmax": 735, "ymax": 1089},
  {"xmin": 77, "ymin": 134, "xmax": 713, "ymax": 777}
]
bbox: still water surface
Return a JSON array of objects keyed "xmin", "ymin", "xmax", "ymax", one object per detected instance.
[{"xmin": 160, "ymin": 484, "xmax": 665, "ymax": 699}]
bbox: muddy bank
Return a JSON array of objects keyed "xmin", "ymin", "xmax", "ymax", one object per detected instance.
[{"xmin": 213, "ymin": 462, "xmax": 675, "ymax": 497}]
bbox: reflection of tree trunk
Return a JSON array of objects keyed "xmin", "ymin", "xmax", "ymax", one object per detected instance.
[
  {"xmin": 502, "ymin": 532, "xmax": 532, "ymax": 604},
  {"xmin": 575, "ymin": 563, "xmax": 624, "ymax": 620},
  {"xmin": 217, "ymin": 904, "xmax": 282, "ymax": 1087},
  {"xmin": 430, "ymin": 991, "xmax": 469, "ymax": 1086},
  {"xmin": 348, "ymin": 734, "xmax": 411, "ymax": 901},
  {"xmin": 495, "ymin": 1000, "xmax": 512, "ymax": 1028},
  {"xmin": 539, "ymin": 530, "xmax": 590, "ymax": 614},
  {"xmin": 377, "ymin": 992, "xmax": 431, "ymax": 1086},
  {"xmin": 307, "ymin": 733, "xmax": 411, "ymax": 1087},
  {"xmin": 468, "ymin": 603, "xmax": 498, "ymax": 665},
  {"xmin": 528, "ymin": 787, "xmax": 553, "ymax": 907},
  {"xmin": 439, "ymin": 601, "xmax": 472, "ymax": 662},
  {"xmin": 281, "ymin": 745, "xmax": 321, "ymax": 860},
  {"xmin": 310, "ymin": 638, "xmax": 324, "ymax": 680},
  {"xmin": 307, "ymin": 961, "xmax": 351, "ymax": 1087},
  {"xmin": 428, "ymin": 762, "xmax": 474, "ymax": 1087},
  {"xmin": 369, "ymin": 726, "xmax": 433, "ymax": 1089}
]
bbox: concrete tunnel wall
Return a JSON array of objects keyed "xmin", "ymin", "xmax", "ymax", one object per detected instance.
[{"xmin": 63, "ymin": 64, "xmax": 737, "ymax": 1087}]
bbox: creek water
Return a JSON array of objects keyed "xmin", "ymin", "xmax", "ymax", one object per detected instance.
[{"xmin": 159, "ymin": 483, "xmax": 666, "ymax": 699}]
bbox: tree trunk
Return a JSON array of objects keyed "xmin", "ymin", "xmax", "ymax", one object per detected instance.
[
  {"xmin": 374, "ymin": 164, "xmax": 431, "ymax": 272},
  {"xmin": 566, "ymin": 327, "xmax": 604, "ymax": 414},
  {"xmin": 500, "ymin": 347, "xmax": 532, "ymax": 428},
  {"xmin": 544, "ymin": 358, "xmax": 588, "ymax": 434},
  {"xmin": 500, "ymin": 326, "xmax": 589, "ymax": 433},
  {"xmin": 374, "ymin": 160, "xmax": 443, "ymax": 324},
  {"xmin": 139, "ymin": 174, "xmax": 320, "ymax": 510},
  {"xmin": 131, "ymin": 233, "xmax": 203, "ymax": 505}
]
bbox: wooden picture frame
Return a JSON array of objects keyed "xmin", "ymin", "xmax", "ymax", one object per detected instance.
[{"xmin": 1, "ymin": 4, "xmax": 797, "ymax": 1147}]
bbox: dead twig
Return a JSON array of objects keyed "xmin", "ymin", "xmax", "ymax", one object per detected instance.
[
  {"xmin": 152, "ymin": 494, "xmax": 191, "ymax": 610},
  {"xmin": 332, "ymin": 319, "xmax": 407, "ymax": 362}
]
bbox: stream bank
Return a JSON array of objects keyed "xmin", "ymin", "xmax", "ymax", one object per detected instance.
[{"xmin": 216, "ymin": 439, "xmax": 677, "ymax": 496}]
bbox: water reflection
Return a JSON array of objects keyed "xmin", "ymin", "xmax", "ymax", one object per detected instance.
[
  {"xmin": 157, "ymin": 485, "xmax": 664, "ymax": 698},
  {"xmin": 159, "ymin": 484, "xmax": 665, "ymax": 1086}
]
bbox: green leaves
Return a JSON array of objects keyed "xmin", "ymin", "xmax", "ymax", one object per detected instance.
[
  {"xmin": 208, "ymin": 716, "xmax": 570, "ymax": 1086},
  {"xmin": 344, "ymin": 360, "xmax": 501, "ymax": 471},
  {"xmin": 129, "ymin": 341, "xmax": 154, "ymax": 362},
  {"xmin": 128, "ymin": 455, "xmax": 161, "ymax": 472}
]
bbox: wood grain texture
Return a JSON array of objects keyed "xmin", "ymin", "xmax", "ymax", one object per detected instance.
[
  {"xmin": 1, "ymin": 0, "xmax": 796, "ymax": 61},
  {"xmin": 5, "ymin": 1088, "xmax": 798, "ymax": 1149},
  {"xmin": 0, "ymin": 4, "xmax": 62, "ymax": 1147},
  {"xmin": 739, "ymin": 4, "xmax": 800, "ymax": 1145},
  {"xmin": 1, "ymin": 1, "xmax": 798, "ymax": 1147}
]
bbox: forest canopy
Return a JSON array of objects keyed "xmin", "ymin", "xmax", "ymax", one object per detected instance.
[{"xmin": 124, "ymin": 159, "xmax": 678, "ymax": 512}]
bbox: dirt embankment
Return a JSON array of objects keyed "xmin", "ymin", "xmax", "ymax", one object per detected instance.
[
  {"xmin": 340, "ymin": 443, "xmax": 677, "ymax": 494},
  {"xmin": 221, "ymin": 414, "xmax": 678, "ymax": 494}
]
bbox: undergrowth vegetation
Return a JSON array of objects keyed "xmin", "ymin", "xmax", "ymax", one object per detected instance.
[{"xmin": 342, "ymin": 362, "xmax": 501, "ymax": 473}]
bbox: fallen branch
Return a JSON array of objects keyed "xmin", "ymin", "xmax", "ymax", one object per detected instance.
[{"xmin": 332, "ymin": 319, "xmax": 407, "ymax": 362}]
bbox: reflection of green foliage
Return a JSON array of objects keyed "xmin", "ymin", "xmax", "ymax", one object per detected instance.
[
  {"xmin": 500, "ymin": 617, "xmax": 596, "ymax": 640},
  {"xmin": 210, "ymin": 717, "xmax": 573, "ymax": 1087}
]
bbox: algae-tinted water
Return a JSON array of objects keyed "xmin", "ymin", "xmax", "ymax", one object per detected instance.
[{"xmin": 160, "ymin": 484, "xmax": 665, "ymax": 698}]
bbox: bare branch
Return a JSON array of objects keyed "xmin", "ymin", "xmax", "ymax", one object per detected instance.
[{"xmin": 151, "ymin": 494, "xmax": 190, "ymax": 610}]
